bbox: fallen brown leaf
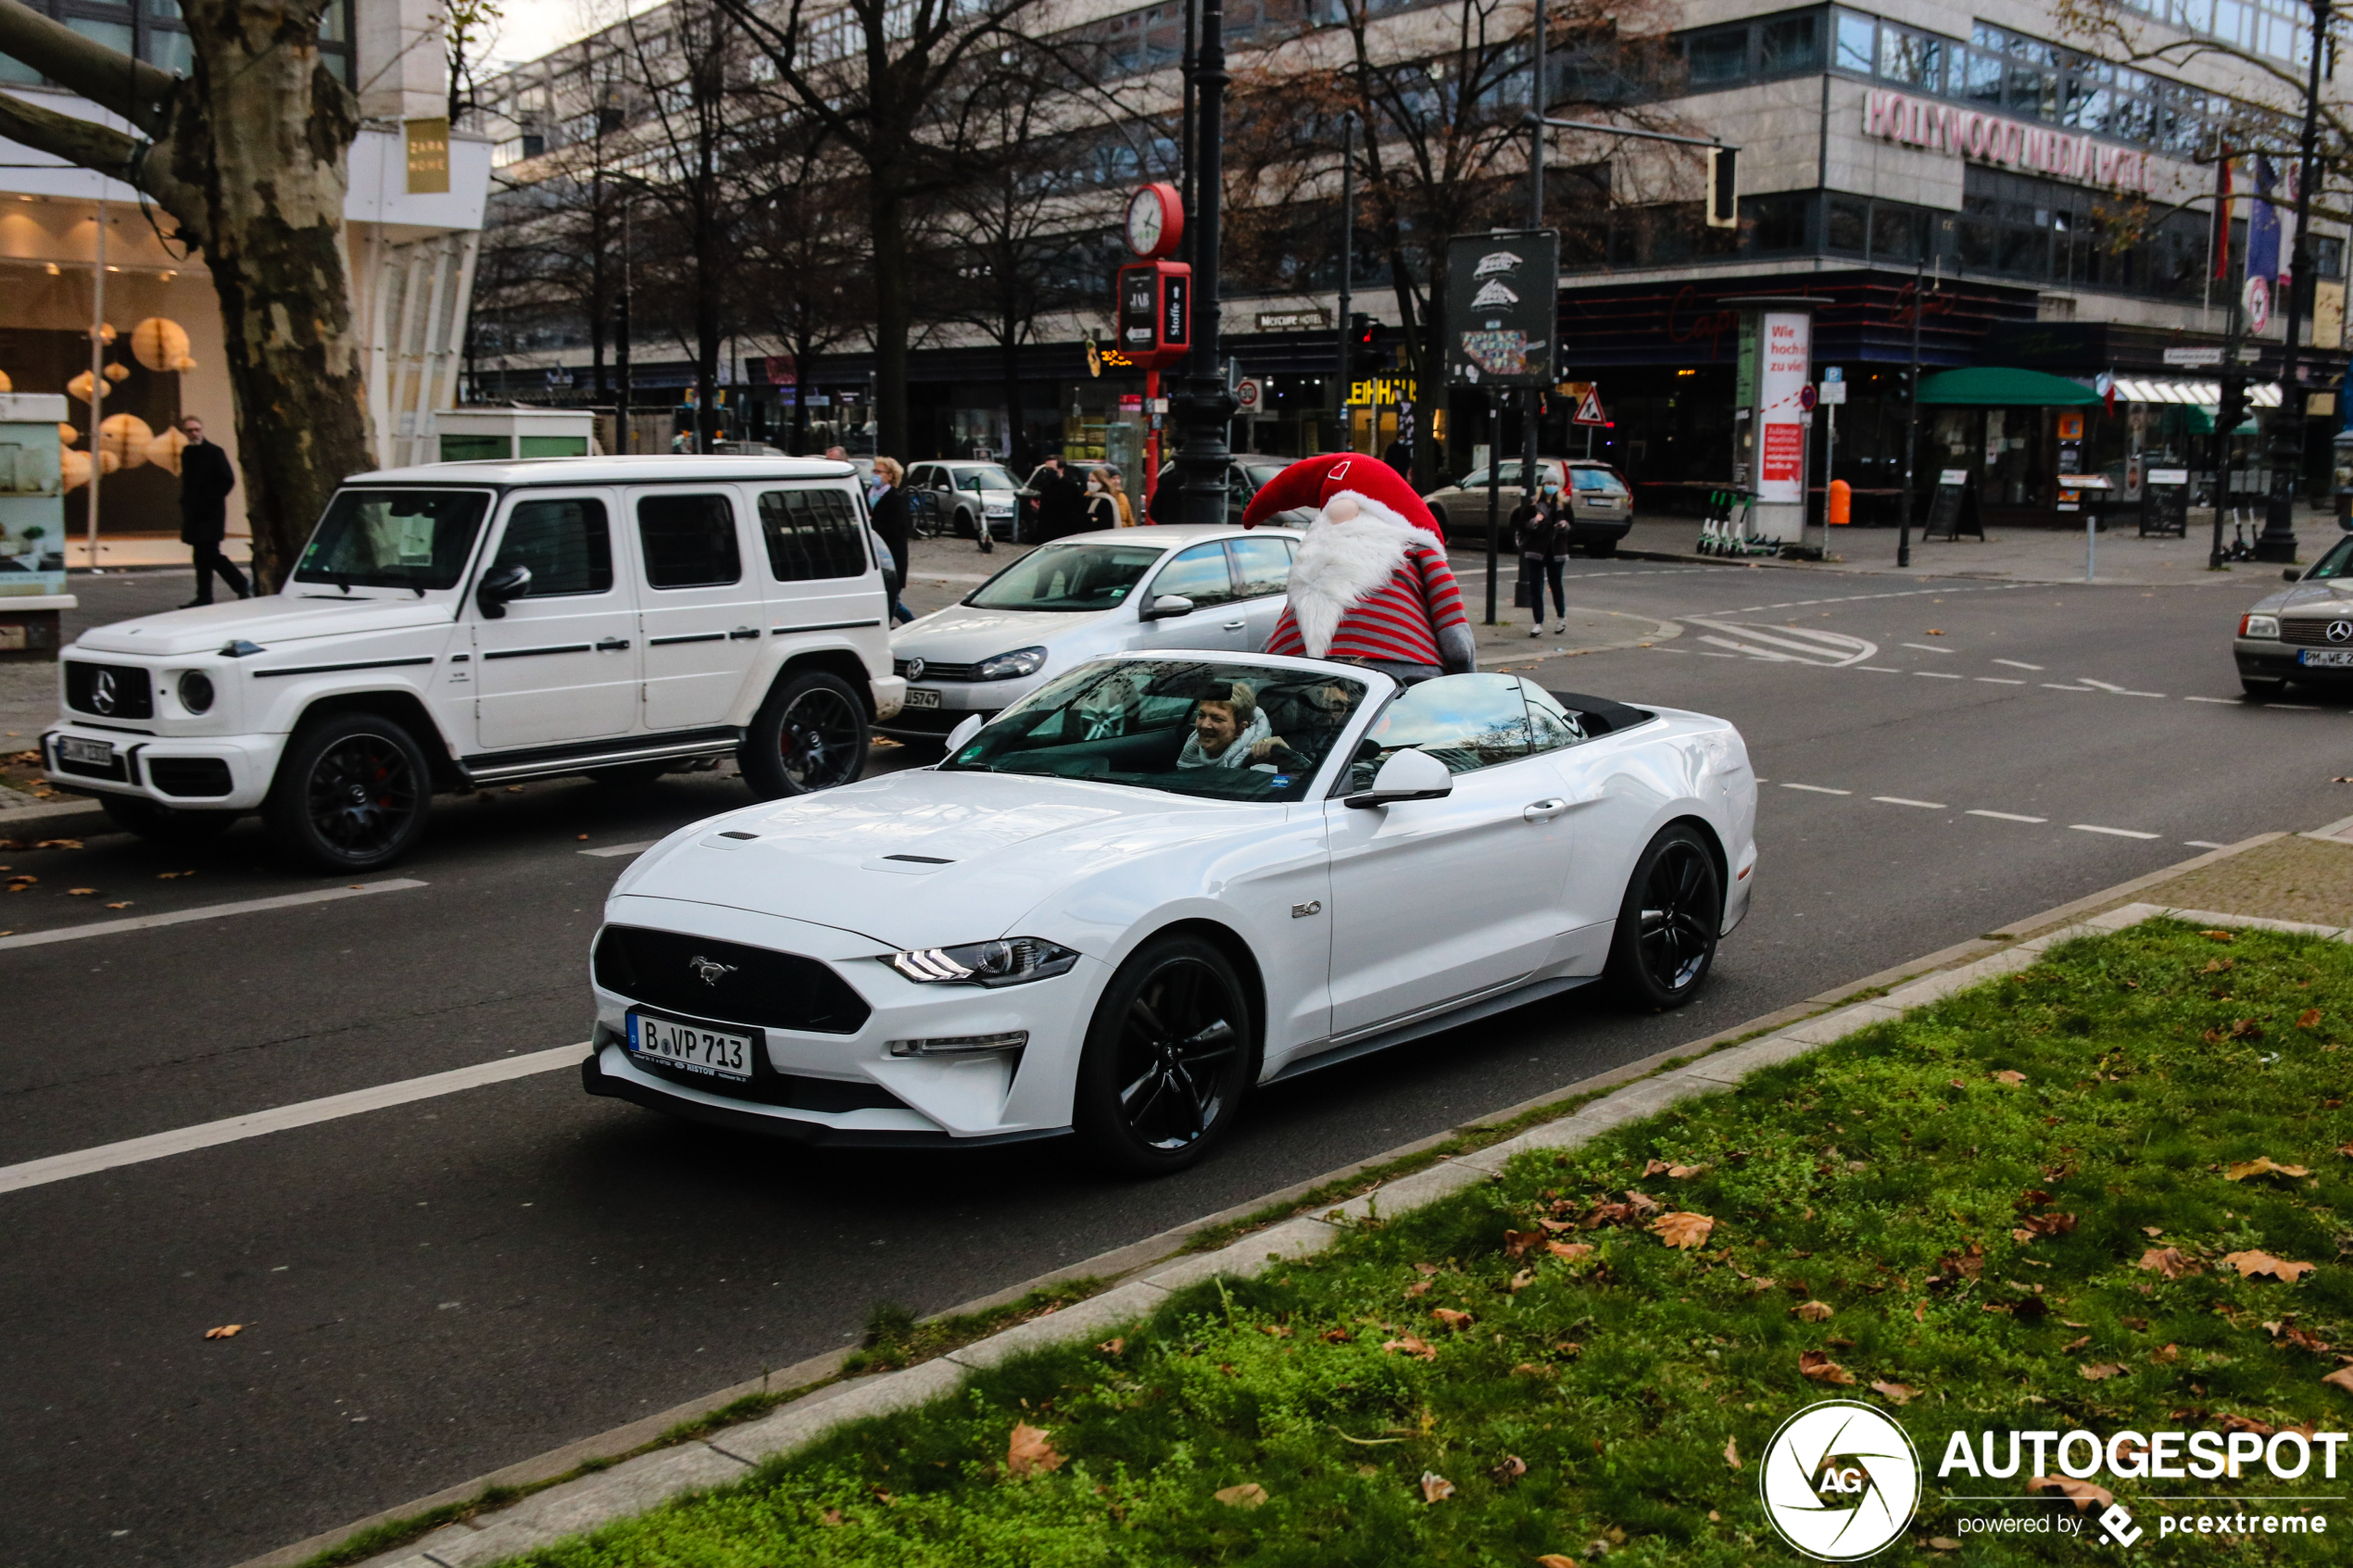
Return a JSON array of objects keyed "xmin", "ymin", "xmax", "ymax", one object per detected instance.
[
  {"xmin": 104, "ymin": 901, "xmax": 129, "ymax": 909},
  {"xmin": 1991, "ymin": 1070, "xmax": 2027, "ymax": 1085},
  {"xmin": 2027, "ymin": 1474, "xmax": 2114, "ymax": 1511},
  {"xmin": 1929, "ymin": 1537, "xmax": 1964, "ymax": 1551},
  {"xmin": 2143, "ymin": 1226, "xmax": 2165, "ymax": 1237},
  {"xmin": 2298, "ymin": 1009, "xmax": 2324, "ymax": 1029},
  {"xmin": 2153, "ymin": 1344, "xmax": 2180, "ymax": 1363},
  {"xmin": 1649, "ymin": 1210, "xmax": 1715, "ymax": 1249},
  {"xmin": 1870, "ymin": 1380, "xmax": 1918, "ymax": 1405},
  {"xmin": 1799, "ymin": 1350, "xmax": 1856, "ymax": 1386},
  {"xmin": 2137, "ymin": 1247, "xmax": 2202, "ymax": 1279},
  {"xmin": 1419, "ymin": 1472, "xmax": 1456, "ymax": 1503},
  {"xmin": 2223, "ymin": 1250, "xmax": 2317, "ymax": 1282},
  {"xmin": 2200, "ymin": 929, "xmax": 2234, "ymax": 942},
  {"xmin": 1382, "ymin": 1335, "xmax": 1438, "ymax": 1361},
  {"xmin": 1213, "ymin": 1482, "xmax": 1269, "ymax": 1509},
  {"xmin": 203, "ymin": 1324, "xmax": 243, "ymax": 1339},
  {"xmin": 1546, "ymin": 1240, "xmax": 1595, "ymax": 1261},
  {"xmin": 1791, "ymin": 1300, "xmax": 1834, "ymax": 1323},
  {"xmin": 1403, "ymin": 1281, "xmax": 1432, "ymax": 1298},
  {"xmin": 2225, "ymin": 1157, "xmax": 2312, "ymax": 1182},
  {"xmin": 819, "ymin": 1508, "xmax": 845, "ymax": 1525},
  {"xmin": 1535, "ymin": 1556, "xmax": 1581, "ymax": 1568},
  {"xmin": 1503, "ymin": 1228, "xmax": 1545, "ymax": 1259},
  {"xmin": 1096, "ymin": 1337, "xmax": 1126, "ymax": 1356},
  {"xmin": 1319, "ymin": 1328, "xmax": 1352, "ymax": 1344},
  {"xmin": 1006, "ymin": 1421, "xmax": 1064, "ymax": 1478},
  {"xmin": 2079, "ymin": 1362, "xmax": 2125, "ymax": 1381},
  {"xmin": 1491, "ymin": 1454, "xmax": 1529, "ymax": 1484},
  {"xmin": 34, "ymin": 839, "xmax": 82, "ymax": 850},
  {"xmin": 1430, "ymin": 1308, "xmax": 1474, "ymax": 1330},
  {"xmin": 2322, "ymin": 1366, "xmax": 2353, "ymax": 1395},
  {"xmin": 66, "ymin": 887, "xmax": 95, "ymax": 896},
  {"xmin": 2062, "ymin": 1335, "xmax": 2092, "ymax": 1353}
]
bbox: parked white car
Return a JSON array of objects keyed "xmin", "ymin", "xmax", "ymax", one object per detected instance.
[
  {"xmin": 880, "ymin": 523, "xmax": 1301, "ymax": 746},
  {"xmin": 583, "ymin": 651, "xmax": 1757, "ymax": 1172},
  {"xmin": 42, "ymin": 457, "xmax": 904, "ymax": 872}
]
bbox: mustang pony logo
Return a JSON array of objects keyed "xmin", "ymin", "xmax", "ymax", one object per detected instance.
[{"xmin": 688, "ymin": 955, "xmax": 737, "ymax": 986}]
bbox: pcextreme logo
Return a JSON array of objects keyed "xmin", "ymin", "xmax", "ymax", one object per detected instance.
[{"xmin": 1760, "ymin": 1400, "xmax": 1922, "ymax": 1561}]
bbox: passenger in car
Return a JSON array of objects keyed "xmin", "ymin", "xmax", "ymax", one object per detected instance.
[{"xmin": 1176, "ymin": 684, "xmax": 1276, "ymax": 770}]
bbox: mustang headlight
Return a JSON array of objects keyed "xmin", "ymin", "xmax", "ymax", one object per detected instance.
[
  {"xmin": 974, "ymin": 646, "xmax": 1047, "ymax": 681},
  {"xmin": 886, "ymin": 937, "xmax": 1079, "ymax": 986},
  {"xmin": 2241, "ymin": 613, "xmax": 2281, "ymax": 639}
]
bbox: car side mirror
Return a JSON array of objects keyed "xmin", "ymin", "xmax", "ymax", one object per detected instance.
[
  {"xmin": 475, "ymin": 563, "xmax": 532, "ymax": 619},
  {"xmin": 1346, "ymin": 747, "xmax": 1454, "ymax": 809},
  {"xmin": 943, "ymin": 713, "xmax": 985, "ymax": 753},
  {"xmin": 1143, "ymin": 594, "xmax": 1195, "ymax": 621},
  {"xmin": 2284, "ymin": 568, "xmax": 2304, "ymax": 583}
]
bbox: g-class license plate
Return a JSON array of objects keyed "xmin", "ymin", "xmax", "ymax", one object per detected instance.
[
  {"xmin": 627, "ymin": 1012, "xmax": 754, "ymax": 1080},
  {"xmin": 57, "ymin": 736, "xmax": 112, "ymax": 766},
  {"xmin": 2299, "ymin": 649, "xmax": 2353, "ymax": 668},
  {"xmin": 903, "ymin": 688, "xmax": 942, "ymax": 709}
]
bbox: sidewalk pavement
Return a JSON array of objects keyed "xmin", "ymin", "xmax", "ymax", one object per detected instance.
[
  {"xmin": 1616, "ymin": 505, "xmax": 2344, "ymax": 587},
  {"xmin": 62, "ymin": 533, "xmax": 251, "ymax": 571},
  {"xmin": 266, "ymin": 820, "xmax": 2353, "ymax": 1568}
]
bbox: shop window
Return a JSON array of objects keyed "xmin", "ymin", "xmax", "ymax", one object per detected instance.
[
  {"xmin": 1870, "ymin": 206, "xmax": 1927, "ymax": 264},
  {"xmin": 1760, "ymin": 13, "xmax": 1820, "ymax": 71},
  {"xmin": 1684, "ymin": 27, "xmax": 1748, "ymax": 83},
  {"xmin": 1826, "ymin": 196, "xmax": 1868, "ymax": 255},
  {"xmin": 2314, "ymin": 235, "xmax": 2345, "ymax": 280},
  {"xmin": 1744, "ymin": 194, "xmax": 1811, "ymax": 254}
]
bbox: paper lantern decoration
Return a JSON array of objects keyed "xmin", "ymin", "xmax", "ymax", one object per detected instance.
[
  {"xmin": 66, "ymin": 370, "xmax": 105, "ymax": 404},
  {"xmin": 100, "ymin": 413, "xmax": 153, "ymax": 468},
  {"xmin": 60, "ymin": 449, "xmax": 90, "ymax": 490},
  {"xmin": 132, "ymin": 318, "xmax": 192, "ymax": 373},
  {"xmin": 102, "ymin": 363, "xmax": 130, "ymax": 384},
  {"xmin": 0, "ymin": 369, "xmax": 12, "ymax": 393},
  {"xmin": 175, "ymin": 356, "xmax": 198, "ymax": 371},
  {"xmin": 90, "ymin": 322, "xmax": 117, "ymax": 345},
  {"xmin": 145, "ymin": 426, "xmax": 187, "ymax": 475},
  {"xmin": 57, "ymin": 422, "xmax": 79, "ymax": 445}
]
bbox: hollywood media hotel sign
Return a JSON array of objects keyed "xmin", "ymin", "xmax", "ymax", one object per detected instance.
[{"xmin": 1862, "ymin": 89, "xmax": 2154, "ymax": 193}]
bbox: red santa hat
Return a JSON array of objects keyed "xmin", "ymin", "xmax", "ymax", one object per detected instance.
[{"xmin": 1239, "ymin": 454, "xmax": 1444, "ymax": 542}]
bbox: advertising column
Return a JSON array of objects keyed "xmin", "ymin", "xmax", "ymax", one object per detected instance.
[{"xmin": 1752, "ymin": 304, "xmax": 1814, "ymax": 545}]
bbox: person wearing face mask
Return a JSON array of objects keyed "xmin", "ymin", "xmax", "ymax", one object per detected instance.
[{"xmin": 1509, "ymin": 470, "xmax": 1572, "ymax": 638}]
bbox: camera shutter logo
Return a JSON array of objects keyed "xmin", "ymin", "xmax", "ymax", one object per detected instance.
[
  {"xmin": 2327, "ymin": 620, "xmax": 2353, "ymax": 644},
  {"xmin": 2097, "ymin": 1502, "xmax": 2143, "ymax": 1547},
  {"xmin": 1758, "ymin": 1400, "xmax": 1920, "ymax": 1561}
]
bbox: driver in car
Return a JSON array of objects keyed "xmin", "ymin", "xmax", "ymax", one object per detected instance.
[{"xmin": 1177, "ymin": 684, "xmax": 1279, "ymax": 771}]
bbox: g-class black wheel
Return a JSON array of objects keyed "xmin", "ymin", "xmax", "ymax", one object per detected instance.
[{"xmin": 265, "ymin": 712, "xmax": 432, "ymax": 872}]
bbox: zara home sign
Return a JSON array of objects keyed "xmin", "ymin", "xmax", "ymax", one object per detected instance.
[{"xmin": 1862, "ymin": 89, "xmax": 2152, "ymax": 194}]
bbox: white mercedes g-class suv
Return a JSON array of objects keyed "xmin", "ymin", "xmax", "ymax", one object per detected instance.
[{"xmin": 40, "ymin": 457, "xmax": 905, "ymax": 872}]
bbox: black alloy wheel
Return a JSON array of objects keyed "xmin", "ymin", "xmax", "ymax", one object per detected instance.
[
  {"xmin": 264, "ymin": 711, "xmax": 432, "ymax": 872},
  {"xmin": 739, "ymin": 670, "xmax": 869, "ymax": 799},
  {"xmin": 1605, "ymin": 824, "xmax": 1723, "ymax": 1010},
  {"xmin": 1076, "ymin": 934, "xmax": 1252, "ymax": 1174}
]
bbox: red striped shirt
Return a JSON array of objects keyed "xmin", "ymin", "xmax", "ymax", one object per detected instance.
[{"xmin": 1265, "ymin": 542, "xmax": 1466, "ymax": 666}]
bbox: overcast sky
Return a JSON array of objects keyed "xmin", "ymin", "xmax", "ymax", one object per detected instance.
[{"xmin": 491, "ymin": 0, "xmax": 665, "ymax": 67}]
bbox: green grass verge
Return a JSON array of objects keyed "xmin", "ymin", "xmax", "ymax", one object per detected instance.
[{"xmin": 503, "ymin": 920, "xmax": 2352, "ymax": 1565}]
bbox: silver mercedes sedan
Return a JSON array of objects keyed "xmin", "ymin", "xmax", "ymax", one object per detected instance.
[{"xmin": 2233, "ymin": 533, "xmax": 2353, "ymax": 696}]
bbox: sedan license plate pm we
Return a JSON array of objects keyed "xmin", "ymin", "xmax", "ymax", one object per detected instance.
[
  {"xmin": 627, "ymin": 1012, "xmax": 755, "ymax": 1081},
  {"xmin": 2299, "ymin": 649, "xmax": 2353, "ymax": 668},
  {"xmin": 903, "ymin": 687, "xmax": 943, "ymax": 709},
  {"xmin": 57, "ymin": 735, "xmax": 112, "ymax": 767}
]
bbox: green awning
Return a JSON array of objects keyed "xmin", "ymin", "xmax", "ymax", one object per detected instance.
[{"xmin": 1916, "ymin": 367, "xmax": 2106, "ymax": 407}]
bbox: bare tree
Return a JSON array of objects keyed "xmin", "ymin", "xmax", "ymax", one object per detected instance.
[
  {"xmin": 445, "ymin": 0, "xmax": 506, "ymax": 126},
  {"xmin": 711, "ymin": 0, "xmax": 1051, "ymax": 458},
  {"xmin": 736, "ymin": 120, "xmax": 871, "ymax": 452},
  {"xmin": 0, "ymin": 0, "xmax": 373, "ymax": 585}
]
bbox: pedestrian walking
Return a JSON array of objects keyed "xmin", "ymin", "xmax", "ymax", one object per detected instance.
[
  {"xmin": 1083, "ymin": 468, "xmax": 1124, "ymax": 533},
  {"xmin": 869, "ymin": 457, "xmax": 916, "ymax": 626},
  {"xmin": 1099, "ymin": 466, "xmax": 1138, "ymax": 526},
  {"xmin": 1026, "ymin": 452, "xmax": 1086, "ymax": 543},
  {"xmin": 1510, "ymin": 470, "xmax": 1571, "ymax": 638},
  {"xmin": 175, "ymin": 416, "xmax": 248, "ymax": 608},
  {"xmin": 1382, "ymin": 435, "xmax": 1413, "ymax": 480}
]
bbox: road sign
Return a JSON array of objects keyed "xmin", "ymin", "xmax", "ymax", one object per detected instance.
[
  {"xmin": 1797, "ymin": 383, "xmax": 1818, "ymax": 412},
  {"xmin": 1571, "ymin": 385, "xmax": 1606, "ymax": 426},
  {"xmin": 1818, "ymin": 378, "xmax": 1847, "ymax": 405},
  {"xmin": 1235, "ymin": 377, "xmax": 1263, "ymax": 413},
  {"xmin": 2163, "ymin": 345, "xmax": 2224, "ymax": 368}
]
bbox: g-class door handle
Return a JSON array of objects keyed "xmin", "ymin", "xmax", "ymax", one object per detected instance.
[
  {"xmin": 728, "ymin": 625, "xmax": 760, "ymax": 640},
  {"xmin": 595, "ymin": 637, "xmax": 630, "ymax": 651},
  {"xmin": 1522, "ymin": 798, "xmax": 1569, "ymax": 822}
]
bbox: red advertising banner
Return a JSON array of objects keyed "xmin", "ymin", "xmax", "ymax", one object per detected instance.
[{"xmin": 1761, "ymin": 422, "xmax": 1804, "ymax": 485}]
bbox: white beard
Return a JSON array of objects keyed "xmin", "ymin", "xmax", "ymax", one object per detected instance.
[{"xmin": 1284, "ymin": 498, "xmax": 1422, "ymax": 658}]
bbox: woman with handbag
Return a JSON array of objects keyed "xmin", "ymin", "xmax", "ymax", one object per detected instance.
[{"xmin": 1509, "ymin": 470, "xmax": 1572, "ymax": 637}]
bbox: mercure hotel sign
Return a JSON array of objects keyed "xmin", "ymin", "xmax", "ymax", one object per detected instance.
[{"xmin": 1862, "ymin": 89, "xmax": 2154, "ymax": 193}]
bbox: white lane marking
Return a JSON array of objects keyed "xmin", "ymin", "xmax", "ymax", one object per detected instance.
[
  {"xmin": 2184, "ymin": 840, "xmax": 2230, "ymax": 848},
  {"xmin": 1916, "ymin": 671, "xmax": 1963, "ymax": 679},
  {"xmin": 1902, "ymin": 642, "xmax": 1955, "ymax": 654},
  {"xmin": 1780, "ymin": 783, "xmax": 1852, "ymax": 795},
  {"xmin": 2042, "ymin": 684, "xmax": 2096, "ymax": 692},
  {"xmin": 1856, "ymin": 666, "xmax": 1902, "ymax": 672},
  {"xmin": 2270, "ymin": 702, "xmax": 2322, "ymax": 710},
  {"xmin": 1873, "ymin": 797, "xmax": 1948, "ymax": 809},
  {"xmin": 581, "ymin": 840, "xmax": 661, "ymax": 859},
  {"xmin": 2183, "ymin": 696, "xmax": 2239, "ymax": 703},
  {"xmin": 2071, "ymin": 823, "xmax": 2162, "ymax": 839},
  {"xmin": 1993, "ymin": 659, "xmax": 2045, "ymax": 671},
  {"xmin": 1688, "ymin": 619, "xmax": 1879, "ymax": 666},
  {"xmin": 1976, "ymin": 677, "xmax": 2027, "ymax": 684},
  {"xmin": 0, "ymin": 1044, "xmax": 585, "ymax": 1196},
  {"xmin": 2077, "ymin": 678, "xmax": 2166, "ymax": 697},
  {"xmin": 1699, "ymin": 634, "xmax": 1805, "ymax": 662},
  {"xmin": 1695, "ymin": 650, "xmax": 1738, "ymax": 659},
  {"xmin": 1968, "ymin": 809, "xmax": 2048, "ymax": 822},
  {"xmin": 0, "ymin": 880, "xmax": 427, "ymax": 952}
]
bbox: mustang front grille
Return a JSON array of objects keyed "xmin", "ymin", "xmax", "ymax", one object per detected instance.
[{"xmin": 593, "ymin": 925, "xmax": 871, "ymax": 1035}]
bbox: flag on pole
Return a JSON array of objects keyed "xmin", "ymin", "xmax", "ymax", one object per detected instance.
[
  {"xmin": 2097, "ymin": 370, "xmax": 2116, "ymax": 415},
  {"xmin": 2212, "ymin": 151, "xmax": 2233, "ymax": 281}
]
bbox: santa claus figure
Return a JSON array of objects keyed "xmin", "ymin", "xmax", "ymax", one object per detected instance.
[{"xmin": 1239, "ymin": 453, "xmax": 1476, "ymax": 682}]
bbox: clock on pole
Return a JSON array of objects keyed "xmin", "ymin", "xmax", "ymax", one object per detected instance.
[{"xmin": 1124, "ymin": 182, "xmax": 1184, "ymax": 260}]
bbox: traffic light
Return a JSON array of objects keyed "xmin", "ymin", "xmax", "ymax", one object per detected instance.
[
  {"xmin": 1705, "ymin": 145, "xmax": 1738, "ymax": 229},
  {"xmin": 2216, "ymin": 376, "xmax": 2249, "ymax": 437},
  {"xmin": 1347, "ymin": 312, "xmax": 1386, "ymax": 377}
]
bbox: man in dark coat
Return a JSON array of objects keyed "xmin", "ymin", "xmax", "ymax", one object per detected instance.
[{"xmin": 176, "ymin": 416, "xmax": 248, "ymax": 607}]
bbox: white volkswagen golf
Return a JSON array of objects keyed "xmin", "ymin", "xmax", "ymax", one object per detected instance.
[{"xmin": 584, "ymin": 651, "xmax": 1757, "ymax": 1173}]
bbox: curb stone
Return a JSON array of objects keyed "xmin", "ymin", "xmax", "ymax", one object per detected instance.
[
  {"xmin": 262, "ymin": 833, "xmax": 2280, "ymax": 1568},
  {"xmin": 342, "ymin": 893, "xmax": 2327, "ymax": 1568}
]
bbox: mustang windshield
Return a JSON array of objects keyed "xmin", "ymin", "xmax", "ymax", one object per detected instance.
[
  {"xmin": 940, "ymin": 659, "xmax": 1369, "ymax": 803},
  {"xmin": 966, "ymin": 540, "xmax": 1164, "ymax": 612},
  {"xmin": 295, "ymin": 489, "xmax": 490, "ymax": 591}
]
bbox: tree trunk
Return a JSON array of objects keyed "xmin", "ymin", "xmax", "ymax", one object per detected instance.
[
  {"xmin": 871, "ymin": 182, "xmax": 910, "ymax": 458},
  {"xmin": 176, "ymin": 1, "xmax": 372, "ymax": 588}
]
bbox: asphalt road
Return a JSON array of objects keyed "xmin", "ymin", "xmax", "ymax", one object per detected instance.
[{"xmin": 5, "ymin": 551, "xmax": 2347, "ymax": 1568}]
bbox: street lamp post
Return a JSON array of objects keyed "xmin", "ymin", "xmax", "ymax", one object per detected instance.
[
  {"xmin": 1896, "ymin": 255, "xmax": 1923, "ymax": 569},
  {"xmin": 1331, "ymin": 113, "xmax": 1355, "ymax": 453},
  {"xmin": 2252, "ymin": 0, "xmax": 2332, "ymax": 564},
  {"xmin": 1523, "ymin": 0, "xmax": 1547, "ymax": 541},
  {"xmin": 1171, "ymin": 0, "xmax": 1237, "ymax": 525}
]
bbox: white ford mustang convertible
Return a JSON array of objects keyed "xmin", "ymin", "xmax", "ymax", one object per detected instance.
[{"xmin": 584, "ymin": 651, "xmax": 1757, "ymax": 1172}]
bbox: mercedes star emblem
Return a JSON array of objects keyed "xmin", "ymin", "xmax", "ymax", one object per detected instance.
[
  {"xmin": 91, "ymin": 670, "xmax": 118, "ymax": 715},
  {"xmin": 688, "ymin": 954, "xmax": 737, "ymax": 985},
  {"xmin": 2328, "ymin": 621, "xmax": 2353, "ymax": 645},
  {"xmin": 904, "ymin": 657, "xmax": 925, "ymax": 683}
]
